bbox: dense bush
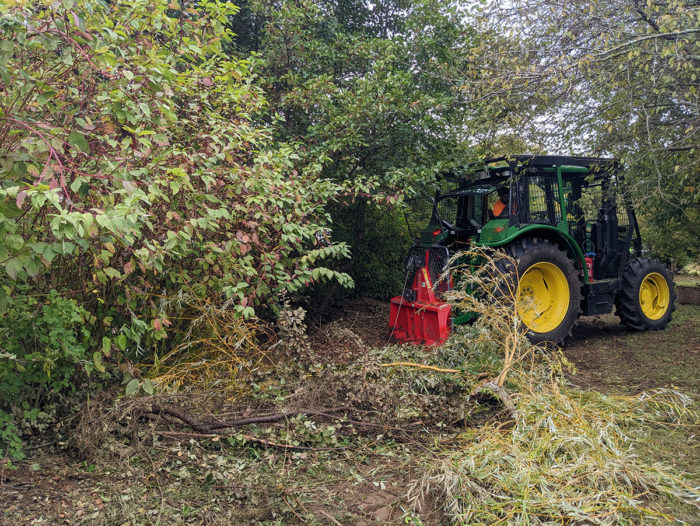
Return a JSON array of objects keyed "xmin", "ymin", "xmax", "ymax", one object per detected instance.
[
  {"xmin": 0, "ymin": 0, "xmax": 364, "ymax": 457},
  {"xmin": 0, "ymin": 0, "xmax": 364, "ymax": 342}
]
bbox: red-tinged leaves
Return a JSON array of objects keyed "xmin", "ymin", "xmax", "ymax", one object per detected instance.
[
  {"xmin": 16, "ymin": 190, "xmax": 27, "ymax": 208},
  {"xmin": 153, "ymin": 318, "xmax": 162, "ymax": 330}
]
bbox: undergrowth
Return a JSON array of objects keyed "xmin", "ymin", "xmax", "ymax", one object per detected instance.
[
  {"xmin": 148, "ymin": 293, "xmax": 273, "ymax": 394},
  {"xmin": 53, "ymin": 249, "xmax": 699, "ymax": 524}
]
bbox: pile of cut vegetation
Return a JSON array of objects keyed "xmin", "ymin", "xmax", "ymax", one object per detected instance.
[
  {"xmin": 66, "ymin": 250, "xmax": 698, "ymax": 524},
  {"xmin": 71, "ymin": 325, "xmax": 698, "ymax": 523},
  {"xmin": 406, "ymin": 335, "xmax": 698, "ymax": 523}
]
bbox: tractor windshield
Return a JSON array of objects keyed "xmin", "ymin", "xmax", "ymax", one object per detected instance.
[{"xmin": 437, "ymin": 177, "xmax": 511, "ymax": 230}]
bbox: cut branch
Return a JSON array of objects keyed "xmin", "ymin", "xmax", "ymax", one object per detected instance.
[{"xmin": 148, "ymin": 405, "xmax": 349, "ymax": 434}]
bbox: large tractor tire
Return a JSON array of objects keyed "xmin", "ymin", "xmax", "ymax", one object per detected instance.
[
  {"xmin": 503, "ymin": 237, "xmax": 582, "ymax": 345},
  {"xmin": 616, "ymin": 258, "xmax": 675, "ymax": 330}
]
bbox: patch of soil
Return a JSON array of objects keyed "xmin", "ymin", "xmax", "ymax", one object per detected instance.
[
  {"xmin": 308, "ymin": 297, "xmax": 394, "ymax": 358},
  {"xmin": 563, "ymin": 306, "xmax": 700, "ymax": 395},
  {"xmin": 1, "ymin": 456, "xmax": 103, "ymax": 525},
  {"xmin": 677, "ymin": 284, "xmax": 700, "ymax": 305}
]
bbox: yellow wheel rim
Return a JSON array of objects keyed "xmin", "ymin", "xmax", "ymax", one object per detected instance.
[
  {"xmin": 639, "ymin": 272, "xmax": 670, "ymax": 320},
  {"xmin": 517, "ymin": 262, "xmax": 570, "ymax": 333}
]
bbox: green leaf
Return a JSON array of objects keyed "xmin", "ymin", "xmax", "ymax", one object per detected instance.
[
  {"xmin": 0, "ymin": 286, "xmax": 8, "ymax": 315},
  {"xmin": 125, "ymin": 378, "xmax": 140, "ymax": 396},
  {"xmin": 23, "ymin": 255, "xmax": 42, "ymax": 278},
  {"xmin": 102, "ymin": 336, "xmax": 112, "ymax": 356},
  {"xmin": 0, "ymin": 66, "xmax": 10, "ymax": 87},
  {"xmin": 5, "ymin": 234, "xmax": 24, "ymax": 251},
  {"xmin": 68, "ymin": 131, "xmax": 90, "ymax": 154},
  {"xmin": 5, "ymin": 258, "xmax": 22, "ymax": 280},
  {"xmin": 115, "ymin": 334, "xmax": 127, "ymax": 351},
  {"xmin": 104, "ymin": 267, "xmax": 121, "ymax": 279},
  {"xmin": 142, "ymin": 379, "xmax": 154, "ymax": 395},
  {"xmin": 93, "ymin": 351, "xmax": 106, "ymax": 373}
]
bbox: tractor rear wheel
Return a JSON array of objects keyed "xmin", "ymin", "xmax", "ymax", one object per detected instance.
[
  {"xmin": 616, "ymin": 258, "xmax": 675, "ymax": 330},
  {"xmin": 503, "ymin": 238, "xmax": 582, "ymax": 345}
]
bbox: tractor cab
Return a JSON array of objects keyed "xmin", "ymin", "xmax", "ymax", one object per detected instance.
[
  {"xmin": 417, "ymin": 156, "xmax": 641, "ymax": 278},
  {"xmin": 390, "ymin": 155, "xmax": 675, "ymax": 347},
  {"xmin": 418, "ymin": 175, "xmax": 513, "ymax": 250}
]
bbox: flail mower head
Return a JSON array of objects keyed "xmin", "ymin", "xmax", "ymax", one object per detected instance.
[{"xmin": 389, "ymin": 245, "xmax": 451, "ymax": 346}]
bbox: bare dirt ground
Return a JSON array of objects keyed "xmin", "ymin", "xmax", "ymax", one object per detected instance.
[
  {"xmin": 2, "ymin": 301, "xmax": 698, "ymax": 525},
  {"xmin": 564, "ymin": 307, "xmax": 700, "ymax": 395}
]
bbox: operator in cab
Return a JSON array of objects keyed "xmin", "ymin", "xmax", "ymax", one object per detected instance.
[{"xmin": 492, "ymin": 186, "xmax": 510, "ymax": 218}]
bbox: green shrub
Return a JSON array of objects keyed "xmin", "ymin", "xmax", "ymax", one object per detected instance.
[
  {"xmin": 0, "ymin": 0, "xmax": 370, "ymax": 456},
  {"xmin": 0, "ymin": 0, "xmax": 358, "ymax": 353},
  {"xmin": 0, "ymin": 290, "xmax": 99, "ymax": 459}
]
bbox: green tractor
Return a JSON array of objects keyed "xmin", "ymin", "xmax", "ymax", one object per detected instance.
[{"xmin": 389, "ymin": 155, "xmax": 676, "ymax": 346}]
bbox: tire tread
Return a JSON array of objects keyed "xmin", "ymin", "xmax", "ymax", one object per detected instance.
[{"xmin": 616, "ymin": 257, "xmax": 676, "ymax": 331}]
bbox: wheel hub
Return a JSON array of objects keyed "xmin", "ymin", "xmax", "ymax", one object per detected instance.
[
  {"xmin": 639, "ymin": 272, "xmax": 670, "ymax": 320},
  {"xmin": 518, "ymin": 261, "xmax": 570, "ymax": 333}
]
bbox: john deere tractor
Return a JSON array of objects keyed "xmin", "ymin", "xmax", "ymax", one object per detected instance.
[{"xmin": 389, "ymin": 155, "xmax": 676, "ymax": 346}]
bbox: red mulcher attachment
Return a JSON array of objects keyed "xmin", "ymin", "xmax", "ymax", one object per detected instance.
[{"xmin": 389, "ymin": 247, "xmax": 451, "ymax": 346}]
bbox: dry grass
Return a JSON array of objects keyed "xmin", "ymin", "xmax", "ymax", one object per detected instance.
[{"xmin": 149, "ymin": 292, "xmax": 273, "ymax": 393}]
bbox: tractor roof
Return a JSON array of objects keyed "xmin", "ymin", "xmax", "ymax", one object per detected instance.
[
  {"xmin": 445, "ymin": 177, "xmax": 507, "ymax": 197},
  {"xmin": 442, "ymin": 155, "xmax": 618, "ymax": 183},
  {"xmin": 481, "ymin": 154, "xmax": 618, "ymax": 172}
]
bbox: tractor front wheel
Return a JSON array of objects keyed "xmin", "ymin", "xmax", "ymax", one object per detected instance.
[
  {"xmin": 616, "ymin": 258, "xmax": 675, "ymax": 330},
  {"xmin": 504, "ymin": 238, "xmax": 582, "ymax": 345}
]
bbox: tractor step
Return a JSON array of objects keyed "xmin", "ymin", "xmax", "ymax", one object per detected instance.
[{"xmin": 582, "ymin": 278, "xmax": 620, "ymax": 316}]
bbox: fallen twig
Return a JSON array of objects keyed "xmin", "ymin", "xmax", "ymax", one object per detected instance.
[
  {"xmin": 379, "ymin": 362, "xmax": 461, "ymax": 374},
  {"xmin": 148, "ymin": 405, "xmax": 349, "ymax": 434}
]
